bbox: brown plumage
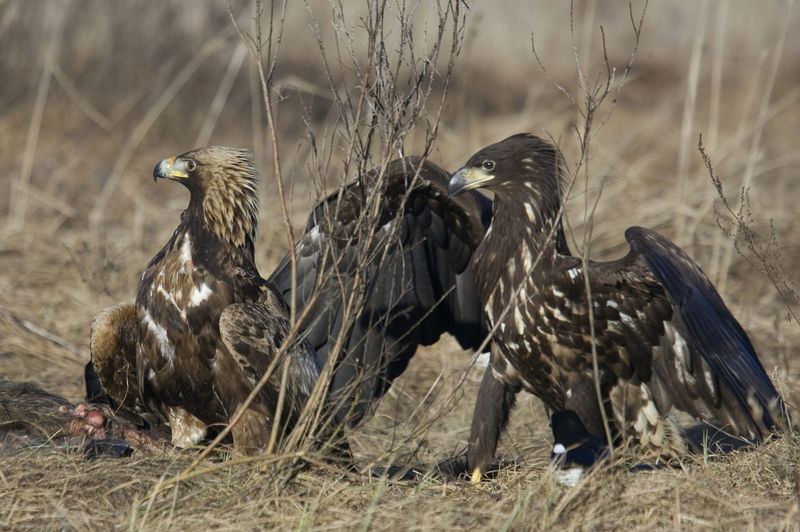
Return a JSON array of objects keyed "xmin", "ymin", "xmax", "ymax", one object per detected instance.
[
  {"xmin": 449, "ymin": 133, "xmax": 789, "ymax": 480},
  {"xmin": 89, "ymin": 154, "xmax": 492, "ymax": 457},
  {"xmin": 269, "ymin": 156, "xmax": 490, "ymax": 428},
  {"xmin": 87, "ymin": 304, "xmax": 141, "ymax": 412},
  {"xmin": 93, "ymin": 147, "xmax": 318, "ymax": 454}
]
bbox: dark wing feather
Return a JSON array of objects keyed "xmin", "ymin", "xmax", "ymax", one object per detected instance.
[
  {"xmin": 624, "ymin": 226, "xmax": 786, "ymax": 433},
  {"xmin": 269, "ymin": 157, "xmax": 491, "ymax": 426}
]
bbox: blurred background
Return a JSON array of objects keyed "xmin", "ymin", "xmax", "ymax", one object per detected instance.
[{"xmin": 1, "ymin": 0, "xmax": 799, "ymax": 460}]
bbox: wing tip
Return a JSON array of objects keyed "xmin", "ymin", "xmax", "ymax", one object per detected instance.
[{"xmin": 628, "ymin": 226, "xmax": 787, "ymax": 438}]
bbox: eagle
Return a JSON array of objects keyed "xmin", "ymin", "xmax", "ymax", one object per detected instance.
[
  {"xmin": 448, "ymin": 133, "xmax": 789, "ymax": 482},
  {"xmin": 268, "ymin": 156, "xmax": 490, "ymax": 429},
  {"xmin": 88, "ymin": 151, "xmax": 491, "ymax": 456},
  {"xmin": 90, "ymin": 147, "xmax": 319, "ymax": 454}
]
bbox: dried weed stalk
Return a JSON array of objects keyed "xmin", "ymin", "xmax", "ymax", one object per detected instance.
[
  {"xmin": 180, "ymin": 0, "xmax": 468, "ymax": 483},
  {"xmin": 525, "ymin": 0, "xmax": 647, "ymax": 452},
  {"xmin": 701, "ymin": 135, "xmax": 800, "ymax": 327}
]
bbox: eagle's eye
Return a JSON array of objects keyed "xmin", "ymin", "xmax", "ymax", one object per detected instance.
[
  {"xmin": 482, "ymin": 160, "xmax": 496, "ymax": 172},
  {"xmin": 185, "ymin": 159, "xmax": 197, "ymax": 172}
]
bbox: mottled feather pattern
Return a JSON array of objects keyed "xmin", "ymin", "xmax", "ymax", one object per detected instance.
[
  {"xmin": 459, "ymin": 133, "xmax": 786, "ymax": 466},
  {"xmin": 627, "ymin": 226, "xmax": 785, "ymax": 433},
  {"xmin": 198, "ymin": 147, "xmax": 260, "ymax": 248},
  {"xmin": 130, "ymin": 146, "xmax": 317, "ymax": 453},
  {"xmin": 221, "ymin": 302, "xmax": 318, "ymax": 411}
]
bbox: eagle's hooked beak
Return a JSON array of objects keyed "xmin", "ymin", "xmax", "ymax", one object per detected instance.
[
  {"xmin": 153, "ymin": 157, "xmax": 190, "ymax": 182},
  {"xmin": 448, "ymin": 167, "xmax": 495, "ymax": 197}
]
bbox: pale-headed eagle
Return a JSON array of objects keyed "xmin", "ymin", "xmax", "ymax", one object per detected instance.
[
  {"xmin": 88, "ymin": 151, "xmax": 490, "ymax": 455},
  {"xmin": 448, "ymin": 133, "xmax": 789, "ymax": 481},
  {"xmin": 90, "ymin": 147, "xmax": 319, "ymax": 454}
]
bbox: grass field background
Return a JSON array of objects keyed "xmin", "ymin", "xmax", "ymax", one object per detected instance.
[{"xmin": 1, "ymin": 1, "xmax": 799, "ymax": 528}]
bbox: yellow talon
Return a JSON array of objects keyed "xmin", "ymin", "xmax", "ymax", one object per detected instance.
[{"xmin": 470, "ymin": 468, "xmax": 482, "ymax": 484}]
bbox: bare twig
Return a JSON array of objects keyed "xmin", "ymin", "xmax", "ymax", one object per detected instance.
[
  {"xmin": 0, "ymin": 307, "xmax": 85, "ymax": 364},
  {"xmin": 700, "ymin": 135, "xmax": 799, "ymax": 326},
  {"xmin": 675, "ymin": 0, "xmax": 710, "ymax": 242},
  {"xmin": 716, "ymin": 0, "xmax": 794, "ymax": 294},
  {"xmin": 52, "ymin": 63, "xmax": 112, "ymax": 131},
  {"xmin": 530, "ymin": 0, "xmax": 648, "ymax": 452}
]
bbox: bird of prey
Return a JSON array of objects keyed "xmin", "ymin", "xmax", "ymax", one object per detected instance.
[
  {"xmin": 88, "ymin": 151, "xmax": 491, "ymax": 456},
  {"xmin": 91, "ymin": 147, "xmax": 319, "ymax": 454},
  {"xmin": 269, "ymin": 156, "xmax": 491, "ymax": 429},
  {"xmin": 448, "ymin": 133, "xmax": 789, "ymax": 482}
]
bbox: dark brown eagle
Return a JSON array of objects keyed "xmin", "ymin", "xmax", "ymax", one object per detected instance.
[
  {"xmin": 90, "ymin": 147, "xmax": 318, "ymax": 454},
  {"xmin": 448, "ymin": 133, "xmax": 789, "ymax": 481},
  {"xmin": 88, "ymin": 151, "xmax": 490, "ymax": 456},
  {"xmin": 269, "ymin": 156, "xmax": 490, "ymax": 429}
]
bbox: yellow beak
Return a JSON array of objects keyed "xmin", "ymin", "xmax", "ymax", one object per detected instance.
[
  {"xmin": 448, "ymin": 167, "xmax": 495, "ymax": 196},
  {"xmin": 153, "ymin": 157, "xmax": 189, "ymax": 181}
]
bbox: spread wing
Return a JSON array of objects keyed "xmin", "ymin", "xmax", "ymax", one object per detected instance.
[
  {"xmin": 624, "ymin": 226, "xmax": 787, "ymax": 433},
  {"xmin": 218, "ymin": 289, "xmax": 320, "ymax": 425},
  {"xmin": 269, "ymin": 156, "xmax": 491, "ymax": 426},
  {"xmin": 590, "ymin": 226, "xmax": 787, "ymax": 441}
]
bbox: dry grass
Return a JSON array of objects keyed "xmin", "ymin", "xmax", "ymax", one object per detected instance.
[{"xmin": 1, "ymin": 0, "xmax": 800, "ymax": 529}]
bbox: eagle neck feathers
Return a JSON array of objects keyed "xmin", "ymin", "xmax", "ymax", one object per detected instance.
[
  {"xmin": 187, "ymin": 162, "xmax": 259, "ymax": 250},
  {"xmin": 475, "ymin": 180, "xmax": 568, "ymax": 302}
]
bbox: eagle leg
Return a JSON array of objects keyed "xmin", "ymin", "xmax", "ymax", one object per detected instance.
[
  {"xmin": 229, "ymin": 403, "xmax": 271, "ymax": 456},
  {"xmin": 467, "ymin": 357, "xmax": 520, "ymax": 483},
  {"xmin": 315, "ymin": 423, "xmax": 354, "ymax": 465},
  {"xmin": 166, "ymin": 406, "xmax": 207, "ymax": 448}
]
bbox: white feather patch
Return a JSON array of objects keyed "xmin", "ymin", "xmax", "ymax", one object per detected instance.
[
  {"xmin": 523, "ymin": 339, "xmax": 533, "ymax": 351},
  {"xmin": 524, "ymin": 202, "xmax": 537, "ymax": 222},
  {"xmin": 474, "ymin": 351, "xmax": 491, "ymax": 369},
  {"xmin": 180, "ymin": 237, "xmax": 193, "ymax": 264},
  {"xmin": 167, "ymin": 406, "xmax": 207, "ymax": 448},
  {"xmin": 189, "ymin": 283, "xmax": 213, "ymax": 306},
  {"xmin": 522, "ymin": 244, "xmax": 534, "ymax": 272},
  {"xmin": 550, "ymin": 305, "xmax": 569, "ymax": 322},
  {"xmin": 143, "ymin": 310, "xmax": 174, "ymax": 363},
  {"xmin": 514, "ymin": 308, "xmax": 526, "ymax": 333}
]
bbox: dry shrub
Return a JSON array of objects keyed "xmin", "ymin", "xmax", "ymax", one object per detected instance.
[{"xmin": 1, "ymin": 0, "xmax": 799, "ymax": 529}]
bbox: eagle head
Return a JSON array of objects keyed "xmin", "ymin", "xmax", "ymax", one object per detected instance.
[
  {"xmin": 448, "ymin": 133, "xmax": 562, "ymax": 200},
  {"xmin": 153, "ymin": 146, "xmax": 260, "ymax": 247}
]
